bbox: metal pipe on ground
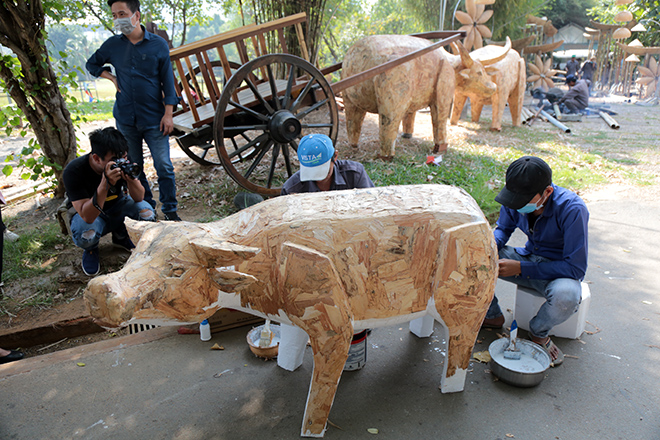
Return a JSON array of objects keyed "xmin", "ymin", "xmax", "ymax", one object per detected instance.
[
  {"xmin": 521, "ymin": 107, "xmax": 534, "ymax": 123},
  {"xmin": 539, "ymin": 109, "xmax": 571, "ymax": 133},
  {"xmin": 599, "ymin": 111, "xmax": 620, "ymax": 129}
]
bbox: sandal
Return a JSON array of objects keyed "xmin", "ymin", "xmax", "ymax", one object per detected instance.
[{"xmin": 537, "ymin": 337, "xmax": 564, "ymax": 367}]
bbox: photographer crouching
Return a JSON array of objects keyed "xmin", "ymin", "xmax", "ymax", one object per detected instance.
[{"xmin": 63, "ymin": 127, "xmax": 156, "ymax": 276}]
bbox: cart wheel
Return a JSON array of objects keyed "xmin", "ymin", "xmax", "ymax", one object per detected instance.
[
  {"xmin": 175, "ymin": 61, "xmax": 241, "ymax": 167},
  {"xmin": 214, "ymin": 54, "xmax": 339, "ymax": 196}
]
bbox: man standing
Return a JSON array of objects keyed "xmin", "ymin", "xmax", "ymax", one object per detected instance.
[
  {"xmin": 565, "ymin": 55, "xmax": 580, "ymax": 78},
  {"xmin": 86, "ymin": 0, "xmax": 181, "ymax": 221},
  {"xmin": 559, "ymin": 75, "xmax": 589, "ymax": 114},
  {"xmin": 580, "ymin": 56, "xmax": 597, "ymax": 83},
  {"xmin": 281, "ymin": 134, "xmax": 374, "ymax": 195},
  {"xmin": 482, "ymin": 156, "xmax": 589, "ymax": 366},
  {"xmin": 63, "ymin": 127, "xmax": 156, "ymax": 276}
]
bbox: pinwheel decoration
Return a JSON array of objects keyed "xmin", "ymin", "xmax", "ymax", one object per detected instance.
[
  {"xmin": 455, "ymin": 0, "xmax": 493, "ymax": 50},
  {"xmin": 527, "ymin": 55, "xmax": 558, "ymax": 91},
  {"xmin": 636, "ymin": 56, "xmax": 660, "ymax": 98}
]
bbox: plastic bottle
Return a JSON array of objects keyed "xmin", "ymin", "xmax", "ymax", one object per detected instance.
[{"xmin": 199, "ymin": 319, "xmax": 211, "ymax": 341}]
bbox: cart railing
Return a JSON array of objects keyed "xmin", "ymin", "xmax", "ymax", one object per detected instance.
[{"xmin": 171, "ymin": 12, "xmax": 309, "ymax": 132}]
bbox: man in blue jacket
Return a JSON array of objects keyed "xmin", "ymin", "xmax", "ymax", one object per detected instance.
[
  {"xmin": 86, "ymin": 0, "xmax": 181, "ymax": 221},
  {"xmin": 482, "ymin": 156, "xmax": 589, "ymax": 366}
]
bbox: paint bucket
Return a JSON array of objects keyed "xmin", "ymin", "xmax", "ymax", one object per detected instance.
[{"xmin": 343, "ymin": 330, "xmax": 367, "ymax": 371}]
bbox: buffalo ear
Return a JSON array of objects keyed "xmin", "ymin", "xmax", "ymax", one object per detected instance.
[
  {"xmin": 125, "ymin": 218, "xmax": 157, "ymax": 245},
  {"xmin": 190, "ymin": 237, "xmax": 261, "ymax": 268}
]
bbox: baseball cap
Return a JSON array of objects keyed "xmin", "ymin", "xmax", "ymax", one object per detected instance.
[
  {"xmin": 565, "ymin": 74, "xmax": 577, "ymax": 84},
  {"xmin": 495, "ymin": 156, "xmax": 552, "ymax": 209},
  {"xmin": 298, "ymin": 134, "xmax": 335, "ymax": 182}
]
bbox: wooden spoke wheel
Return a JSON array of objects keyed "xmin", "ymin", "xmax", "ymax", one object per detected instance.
[
  {"xmin": 213, "ymin": 54, "xmax": 339, "ymax": 196},
  {"xmin": 175, "ymin": 61, "xmax": 241, "ymax": 167}
]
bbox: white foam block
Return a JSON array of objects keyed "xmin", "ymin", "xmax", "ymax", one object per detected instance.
[{"xmin": 514, "ymin": 282, "xmax": 591, "ymax": 339}]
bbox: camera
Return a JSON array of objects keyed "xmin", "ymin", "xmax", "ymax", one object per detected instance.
[{"xmin": 110, "ymin": 157, "xmax": 141, "ymax": 180}]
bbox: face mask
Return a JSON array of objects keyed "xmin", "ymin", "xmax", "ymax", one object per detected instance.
[
  {"xmin": 517, "ymin": 194, "xmax": 545, "ymax": 214},
  {"xmin": 114, "ymin": 12, "xmax": 136, "ymax": 35}
]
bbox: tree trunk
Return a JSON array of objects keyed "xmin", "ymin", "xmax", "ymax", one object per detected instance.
[{"xmin": 0, "ymin": 0, "xmax": 77, "ymax": 197}]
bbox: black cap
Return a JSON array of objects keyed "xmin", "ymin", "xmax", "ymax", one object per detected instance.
[{"xmin": 495, "ymin": 156, "xmax": 552, "ymax": 209}]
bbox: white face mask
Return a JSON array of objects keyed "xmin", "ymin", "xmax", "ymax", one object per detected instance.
[{"xmin": 114, "ymin": 12, "xmax": 137, "ymax": 35}]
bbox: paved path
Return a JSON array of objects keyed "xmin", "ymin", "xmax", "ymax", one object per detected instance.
[{"xmin": 1, "ymin": 193, "xmax": 658, "ymax": 439}]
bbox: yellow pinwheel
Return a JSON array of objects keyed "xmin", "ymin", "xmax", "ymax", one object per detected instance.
[
  {"xmin": 636, "ymin": 56, "xmax": 660, "ymax": 98},
  {"xmin": 527, "ymin": 55, "xmax": 559, "ymax": 91},
  {"xmin": 455, "ymin": 0, "xmax": 493, "ymax": 50}
]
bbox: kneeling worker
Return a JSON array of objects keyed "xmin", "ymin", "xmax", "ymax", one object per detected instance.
[
  {"xmin": 483, "ymin": 156, "xmax": 589, "ymax": 366},
  {"xmin": 63, "ymin": 127, "xmax": 156, "ymax": 276},
  {"xmin": 281, "ymin": 133, "xmax": 374, "ymax": 195}
]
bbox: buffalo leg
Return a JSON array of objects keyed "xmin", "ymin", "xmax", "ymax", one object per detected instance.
[
  {"xmin": 450, "ymin": 94, "xmax": 468, "ymax": 125},
  {"xmin": 279, "ymin": 242, "xmax": 353, "ymax": 437},
  {"xmin": 402, "ymin": 111, "xmax": 416, "ymax": 138},
  {"xmin": 471, "ymin": 99, "xmax": 485, "ymax": 123},
  {"xmin": 431, "ymin": 223, "xmax": 497, "ymax": 393},
  {"xmin": 343, "ymin": 95, "xmax": 367, "ymax": 147},
  {"xmin": 430, "ymin": 99, "xmax": 451, "ymax": 154},
  {"xmin": 508, "ymin": 59, "xmax": 526, "ymax": 127}
]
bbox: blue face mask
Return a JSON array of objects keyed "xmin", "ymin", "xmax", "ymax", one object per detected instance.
[{"xmin": 517, "ymin": 195, "xmax": 545, "ymax": 214}]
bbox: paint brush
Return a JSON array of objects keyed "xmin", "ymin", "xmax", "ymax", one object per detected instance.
[
  {"xmin": 259, "ymin": 319, "xmax": 273, "ymax": 347},
  {"xmin": 503, "ymin": 319, "xmax": 521, "ymax": 360}
]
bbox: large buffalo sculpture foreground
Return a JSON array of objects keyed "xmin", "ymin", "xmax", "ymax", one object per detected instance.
[
  {"xmin": 85, "ymin": 184, "xmax": 498, "ymax": 437},
  {"xmin": 341, "ymin": 35, "xmax": 511, "ymax": 158}
]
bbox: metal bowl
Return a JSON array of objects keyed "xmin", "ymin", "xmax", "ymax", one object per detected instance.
[
  {"xmin": 246, "ymin": 323, "xmax": 281, "ymax": 359},
  {"xmin": 488, "ymin": 338, "xmax": 551, "ymax": 387}
]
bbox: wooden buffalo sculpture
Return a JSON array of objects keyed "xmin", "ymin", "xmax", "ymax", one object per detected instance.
[
  {"xmin": 342, "ymin": 35, "xmax": 511, "ymax": 158},
  {"xmin": 450, "ymin": 37, "xmax": 526, "ymax": 131},
  {"xmin": 85, "ymin": 184, "xmax": 498, "ymax": 437}
]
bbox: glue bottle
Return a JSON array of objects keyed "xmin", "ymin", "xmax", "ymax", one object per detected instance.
[{"xmin": 199, "ymin": 319, "xmax": 211, "ymax": 341}]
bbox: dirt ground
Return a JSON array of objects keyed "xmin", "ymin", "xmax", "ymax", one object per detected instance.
[{"xmin": 1, "ymin": 91, "xmax": 659, "ymax": 358}]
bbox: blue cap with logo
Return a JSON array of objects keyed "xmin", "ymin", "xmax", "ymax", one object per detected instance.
[{"xmin": 297, "ymin": 134, "xmax": 335, "ymax": 182}]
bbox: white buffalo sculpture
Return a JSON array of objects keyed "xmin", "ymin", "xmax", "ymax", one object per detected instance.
[
  {"xmin": 451, "ymin": 37, "xmax": 526, "ymax": 131},
  {"xmin": 85, "ymin": 184, "xmax": 498, "ymax": 437},
  {"xmin": 341, "ymin": 35, "xmax": 511, "ymax": 158}
]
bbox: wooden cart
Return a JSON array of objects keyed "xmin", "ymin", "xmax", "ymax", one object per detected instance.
[{"xmin": 170, "ymin": 12, "xmax": 464, "ymax": 195}]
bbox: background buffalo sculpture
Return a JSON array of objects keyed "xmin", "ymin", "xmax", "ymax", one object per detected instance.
[
  {"xmin": 450, "ymin": 37, "xmax": 526, "ymax": 131},
  {"xmin": 341, "ymin": 35, "xmax": 511, "ymax": 158}
]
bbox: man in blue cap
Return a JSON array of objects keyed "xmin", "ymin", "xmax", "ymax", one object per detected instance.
[
  {"xmin": 281, "ymin": 134, "xmax": 374, "ymax": 195},
  {"xmin": 482, "ymin": 156, "xmax": 589, "ymax": 367}
]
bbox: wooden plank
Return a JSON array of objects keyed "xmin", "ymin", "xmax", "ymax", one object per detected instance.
[
  {"xmin": 169, "ymin": 13, "xmax": 307, "ymax": 59},
  {"xmin": 295, "ymin": 22, "xmax": 309, "ymax": 61},
  {"xmin": 331, "ymin": 33, "xmax": 463, "ymax": 94},
  {"xmin": 173, "ymin": 79, "xmax": 288, "ymax": 132},
  {"xmin": 175, "ymin": 58, "xmax": 200, "ymax": 122}
]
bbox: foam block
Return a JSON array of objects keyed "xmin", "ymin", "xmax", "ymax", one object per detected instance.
[{"xmin": 514, "ymin": 282, "xmax": 591, "ymax": 339}]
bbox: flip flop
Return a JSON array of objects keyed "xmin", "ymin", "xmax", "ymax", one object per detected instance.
[{"xmin": 539, "ymin": 337, "xmax": 564, "ymax": 367}]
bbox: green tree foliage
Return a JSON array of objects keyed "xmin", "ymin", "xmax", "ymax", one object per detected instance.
[
  {"xmin": 540, "ymin": 0, "xmax": 598, "ymax": 30},
  {"xmin": 0, "ymin": 0, "xmax": 78, "ymax": 196},
  {"xmin": 402, "ymin": 0, "xmax": 546, "ymax": 41},
  {"xmin": 588, "ymin": 0, "xmax": 660, "ymax": 47}
]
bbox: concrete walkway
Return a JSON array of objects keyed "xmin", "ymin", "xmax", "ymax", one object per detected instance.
[{"xmin": 1, "ymin": 193, "xmax": 659, "ymax": 440}]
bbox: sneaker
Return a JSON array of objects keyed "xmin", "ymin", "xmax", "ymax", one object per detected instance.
[
  {"xmin": 112, "ymin": 235, "xmax": 135, "ymax": 252},
  {"xmin": 163, "ymin": 211, "xmax": 182, "ymax": 221},
  {"xmin": 82, "ymin": 247, "xmax": 100, "ymax": 276},
  {"xmin": 3, "ymin": 229, "xmax": 19, "ymax": 242}
]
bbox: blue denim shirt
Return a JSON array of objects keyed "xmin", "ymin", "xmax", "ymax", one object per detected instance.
[
  {"xmin": 493, "ymin": 184, "xmax": 589, "ymax": 281},
  {"xmin": 86, "ymin": 27, "xmax": 178, "ymax": 127},
  {"xmin": 281, "ymin": 160, "xmax": 375, "ymax": 195}
]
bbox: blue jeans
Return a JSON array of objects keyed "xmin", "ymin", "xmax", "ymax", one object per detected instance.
[
  {"xmin": 116, "ymin": 122, "xmax": 177, "ymax": 215},
  {"xmin": 486, "ymin": 246, "xmax": 582, "ymax": 339},
  {"xmin": 70, "ymin": 196, "xmax": 154, "ymax": 250}
]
